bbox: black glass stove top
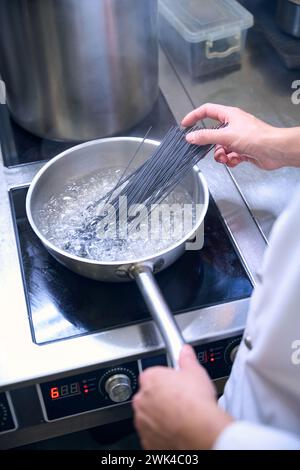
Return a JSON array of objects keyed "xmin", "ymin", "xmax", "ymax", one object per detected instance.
[
  {"xmin": 0, "ymin": 91, "xmax": 174, "ymax": 167},
  {"xmin": 11, "ymin": 187, "xmax": 253, "ymax": 345},
  {"xmin": 5, "ymin": 89, "xmax": 252, "ymax": 344}
]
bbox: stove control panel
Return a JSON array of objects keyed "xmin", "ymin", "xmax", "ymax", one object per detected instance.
[
  {"xmin": 140, "ymin": 335, "xmax": 242, "ymax": 375},
  {"xmin": 0, "ymin": 392, "xmax": 17, "ymax": 434},
  {"xmin": 38, "ymin": 361, "xmax": 139, "ymax": 421},
  {"xmin": 38, "ymin": 335, "xmax": 242, "ymax": 421},
  {"xmin": 195, "ymin": 335, "xmax": 242, "ymax": 379}
]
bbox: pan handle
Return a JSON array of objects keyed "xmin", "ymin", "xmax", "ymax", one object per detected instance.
[{"xmin": 132, "ymin": 264, "xmax": 185, "ymax": 369}]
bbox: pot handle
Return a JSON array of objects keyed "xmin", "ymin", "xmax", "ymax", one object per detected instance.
[{"xmin": 132, "ymin": 264, "xmax": 185, "ymax": 369}]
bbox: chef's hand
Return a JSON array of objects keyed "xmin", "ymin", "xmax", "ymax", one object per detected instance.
[
  {"xmin": 182, "ymin": 103, "xmax": 300, "ymax": 170},
  {"xmin": 133, "ymin": 345, "xmax": 233, "ymax": 450}
]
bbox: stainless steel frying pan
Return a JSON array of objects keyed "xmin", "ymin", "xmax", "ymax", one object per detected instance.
[{"xmin": 26, "ymin": 138, "xmax": 209, "ymax": 368}]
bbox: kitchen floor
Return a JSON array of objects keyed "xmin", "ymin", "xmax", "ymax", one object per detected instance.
[{"xmin": 17, "ymin": 419, "xmax": 142, "ymax": 450}]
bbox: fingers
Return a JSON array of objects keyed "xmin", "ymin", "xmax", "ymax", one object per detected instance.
[
  {"xmin": 133, "ymin": 402, "xmax": 161, "ymax": 449},
  {"xmin": 226, "ymin": 156, "xmax": 243, "ymax": 168},
  {"xmin": 179, "ymin": 345, "xmax": 199, "ymax": 370},
  {"xmin": 138, "ymin": 366, "xmax": 170, "ymax": 389},
  {"xmin": 186, "ymin": 127, "xmax": 230, "ymax": 146},
  {"xmin": 179, "ymin": 345, "xmax": 213, "ymax": 390},
  {"xmin": 214, "ymin": 147, "xmax": 245, "ymax": 168},
  {"xmin": 214, "ymin": 145, "xmax": 228, "ymax": 163},
  {"xmin": 181, "ymin": 103, "xmax": 231, "ymax": 127}
]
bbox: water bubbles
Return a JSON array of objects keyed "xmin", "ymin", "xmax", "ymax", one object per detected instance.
[{"xmin": 37, "ymin": 167, "xmax": 194, "ymax": 262}]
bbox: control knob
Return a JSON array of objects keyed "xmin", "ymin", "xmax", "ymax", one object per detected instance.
[
  {"xmin": 105, "ymin": 374, "xmax": 132, "ymax": 403},
  {"xmin": 229, "ymin": 345, "xmax": 239, "ymax": 363}
]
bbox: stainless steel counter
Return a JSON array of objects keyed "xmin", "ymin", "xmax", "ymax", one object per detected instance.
[
  {"xmin": 0, "ymin": 34, "xmax": 271, "ymax": 448},
  {"xmin": 0, "ymin": 47, "xmax": 267, "ymax": 394},
  {"xmin": 164, "ymin": 26, "xmax": 300, "ymax": 239},
  {"xmin": 1, "ymin": 3, "xmax": 299, "ymax": 448}
]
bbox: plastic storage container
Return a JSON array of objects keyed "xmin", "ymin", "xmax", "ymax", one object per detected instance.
[{"xmin": 159, "ymin": 0, "xmax": 254, "ymax": 78}]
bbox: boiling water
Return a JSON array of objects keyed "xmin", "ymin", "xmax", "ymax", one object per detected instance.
[{"xmin": 37, "ymin": 168, "xmax": 196, "ymax": 261}]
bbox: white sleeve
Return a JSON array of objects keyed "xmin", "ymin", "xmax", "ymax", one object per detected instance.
[{"xmin": 213, "ymin": 422, "xmax": 300, "ymax": 450}]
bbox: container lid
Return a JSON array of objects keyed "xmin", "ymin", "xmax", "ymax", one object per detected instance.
[{"xmin": 159, "ymin": 0, "xmax": 254, "ymax": 43}]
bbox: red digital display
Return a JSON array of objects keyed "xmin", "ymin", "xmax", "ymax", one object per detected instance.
[
  {"xmin": 50, "ymin": 387, "xmax": 59, "ymax": 399},
  {"xmin": 50, "ymin": 382, "xmax": 81, "ymax": 400},
  {"xmin": 197, "ymin": 351, "xmax": 208, "ymax": 364}
]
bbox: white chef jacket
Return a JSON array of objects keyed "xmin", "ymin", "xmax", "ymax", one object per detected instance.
[{"xmin": 214, "ymin": 185, "xmax": 300, "ymax": 450}]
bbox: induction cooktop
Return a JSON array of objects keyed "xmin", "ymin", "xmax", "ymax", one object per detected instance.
[
  {"xmin": 10, "ymin": 187, "xmax": 253, "ymax": 345},
  {"xmin": 6, "ymin": 89, "xmax": 253, "ymax": 345}
]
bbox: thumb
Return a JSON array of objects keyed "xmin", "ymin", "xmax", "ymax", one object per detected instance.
[
  {"xmin": 186, "ymin": 128, "xmax": 229, "ymax": 147},
  {"xmin": 179, "ymin": 344, "xmax": 199, "ymax": 371}
]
